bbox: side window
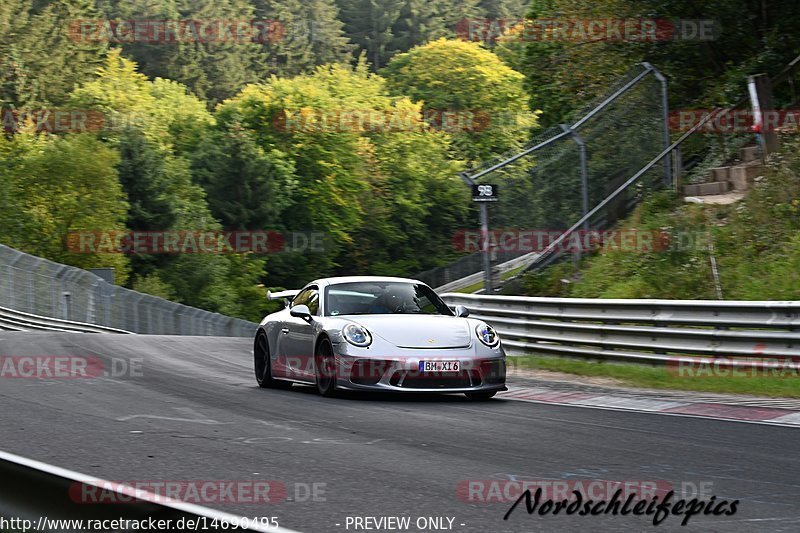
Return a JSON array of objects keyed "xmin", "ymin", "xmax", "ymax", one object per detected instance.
[
  {"xmin": 291, "ymin": 289, "xmax": 311, "ymax": 308},
  {"xmin": 306, "ymin": 290, "xmax": 320, "ymax": 315},
  {"xmin": 291, "ymin": 286, "xmax": 319, "ymax": 315}
]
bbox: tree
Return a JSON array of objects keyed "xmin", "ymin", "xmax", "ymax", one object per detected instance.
[
  {"xmin": 253, "ymin": 0, "xmax": 353, "ymax": 76},
  {"xmin": 69, "ymin": 50, "xmax": 214, "ymax": 149},
  {"xmin": 336, "ymin": 0, "xmax": 402, "ymax": 69},
  {"xmin": 216, "ymin": 60, "xmax": 469, "ymax": 286},
  {"xmin": 68, "ymin": 50, "xmax": 268, "ymax": 319},
  {"xmin": 190, "ymin": 121, "xmax": 297, "ymax": 230},
  {"xmin": 383, "ymin": 38, "xmax": 538, "ymax": 164},
  {"xmin": 101, "ymin": 0, "xmax": 270, "ymax": 104},
  {"xmin": 0, "ymin": 0, "xmax": 108, "ymax": 108},
  {"xmin": 389, "ymin": 0, "xmax": 449, "ymax": 54},
  {"xmin": 518, "ymin": 0, "xmax": 800, "ymax": 127},
  {"xmin": 117, "ymin": 128, "xmax": 180, "ymax": 231},
  {"xmin": 0, "ymin": 132, "xmax": 131, "ymax": 280}
]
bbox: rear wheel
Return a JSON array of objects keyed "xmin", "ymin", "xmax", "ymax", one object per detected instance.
[
  {"xmin": 315, "ymin": 337, "xmax": 338, "ymax": 397},
  {"xmin": 254, "ymin": 331, "xmax": 291, "ymax": 389},
  {"xmin": 465, "ymin": 391, "xmax": 497, "ymax": 401}
]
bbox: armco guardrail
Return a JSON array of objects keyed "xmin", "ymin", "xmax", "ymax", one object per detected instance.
[
  {"xmin": 0, "ymin": 449, "xmax": 296, "ymax": 533},
  {"xmin": 0, "ymin": 305, "xmax": 132, "ymax": 334},
  {"xmin": 442, "ymin": 293, "xmax": 800, "ymax": 365},
  {"xmin": 0, "ymin": 244, "xmax": 257, "ymax": 336}
]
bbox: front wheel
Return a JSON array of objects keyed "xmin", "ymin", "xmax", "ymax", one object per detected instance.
[
  {"xmin": 315, "ymin": 338, "xmax": 338, "ymax": 397},
  {"xmin": 465, "ymin": 391, "xmax": 497, "ymax": 401},
  {"xmin": 254, "ymin": 332, "xmax": 291, "ymax": 389}
]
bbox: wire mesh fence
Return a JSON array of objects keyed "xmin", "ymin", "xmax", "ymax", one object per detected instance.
[
  {"xmin": 416, "ymin": 63, "xmax": 673, "ymax": 287},
  {"xmin": 0, "ymin": 244, "xmax": 257, "ymax": 336}
]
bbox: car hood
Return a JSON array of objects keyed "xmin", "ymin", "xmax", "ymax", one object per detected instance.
[{"xmin": 347, "ymin": 315, "xmax": 472, "ymax": 349}]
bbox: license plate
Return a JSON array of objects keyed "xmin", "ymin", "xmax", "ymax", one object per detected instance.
[{"xmin": 419, "ymin": 361, "xmax": 460, "ymax": 372}]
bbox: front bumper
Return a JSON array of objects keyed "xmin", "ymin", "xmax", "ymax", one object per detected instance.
[{"xmin": 331, "ymin": 342, "xmax": 506, "ymax": 393}]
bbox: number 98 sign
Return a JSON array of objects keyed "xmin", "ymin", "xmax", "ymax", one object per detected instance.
[{"xmin": 472, "ymin": 184, "xmax": 499, "ymax": 202}]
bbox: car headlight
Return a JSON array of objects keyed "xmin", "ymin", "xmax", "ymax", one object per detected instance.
[
  {"xmin": 343, "ymin": 323, "xmax": 372, "ymax": 347},
  {"xmin": 475, "ymin": 322, "xmax": 500, "ymax": 347}
]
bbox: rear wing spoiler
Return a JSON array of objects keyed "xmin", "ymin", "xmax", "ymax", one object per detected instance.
[{"xmin": 267, "ymin": 289, "xmax": 300, "ymax": 302}]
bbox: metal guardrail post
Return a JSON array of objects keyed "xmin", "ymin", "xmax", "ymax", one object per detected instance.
[
  {"xmin": 52, "ymin": 266, "xmax": 66, "ymax": 318},
  {"xmin": 7, "ymin": 252, "xmax": 24, "ymax": 311},
  {"xmin": 132, "ymin": 294, "xmax": 145, "ymax": 333}
]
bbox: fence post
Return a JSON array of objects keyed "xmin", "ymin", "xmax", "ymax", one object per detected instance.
[
  {"xmin": 7, "ymin": 252, "xmax": 24, "ymax": 311},
  {"xmin": 560, "ymin": 125, "xmax": 589, "ymax": 231},
  {"xmin": 671, "ymin": 145, "xmax": 682, "ymax": 193},
  {"xmin": 645, "ymin": 63, "xmax": 673, "ymax": 187},
  {"xmin": 459, "ymin": 171, "xmax": 493, "ymax": 294},
  {"xmin": 748, "ymin": 73, "xmax": 780, "ymax": 157},
  {"xmin": 560, "ymin": 125, "xmax": 589, "ymax": 262}
]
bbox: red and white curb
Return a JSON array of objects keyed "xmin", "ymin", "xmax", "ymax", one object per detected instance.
[{"xmin": 499, "ymin": 387, "xmax": 800, "ymax": 427}]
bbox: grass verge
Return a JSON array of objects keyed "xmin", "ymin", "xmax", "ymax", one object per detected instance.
[{"xmin": 509, "ymin": 355, "xmax": 800, "ymax": 398}]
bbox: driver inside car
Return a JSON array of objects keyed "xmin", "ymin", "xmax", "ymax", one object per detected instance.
[{"xmin": 368, "ymin": 286, "xmax": 409, "ymax": 314}]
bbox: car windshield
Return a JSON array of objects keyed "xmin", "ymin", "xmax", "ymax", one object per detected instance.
[{"xmin": 324, "ymin": 281, "xmax": 453, "ymax": 316}]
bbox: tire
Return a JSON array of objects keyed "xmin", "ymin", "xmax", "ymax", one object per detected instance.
[
  {"xmin": 254, "ymin": 331, "xmax": 291, "ymax": 389},
  {"xmin": 465, "ymin": 391, "xmax": 497, "ymax": 401},
  {"xmin": 315, "ymin": 337, "xmax": 338, "ymax": 397}
]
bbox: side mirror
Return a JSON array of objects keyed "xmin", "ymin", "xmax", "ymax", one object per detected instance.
[
  {"xmin": 454, "ymin": 305, "xmax": 470, "ymax": 318},
  {"xmin": 290, "ymin": 304, "xmax": 313, "ymax": 322}
]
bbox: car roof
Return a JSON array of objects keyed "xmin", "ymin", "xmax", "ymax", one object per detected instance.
[{"xmin": 309, "ymin": 276, "xmax": 425, "ymax": 288}]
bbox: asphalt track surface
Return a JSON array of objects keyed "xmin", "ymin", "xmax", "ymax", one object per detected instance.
[{"xmin": 1, "ymin": 332, "xmax": 799, "ymax": 533}]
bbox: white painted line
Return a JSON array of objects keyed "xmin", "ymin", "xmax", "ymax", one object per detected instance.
[
  {"xmin": 767, "ymin": 412, "xmax": 800, "ymax": 426},
  {"xmin": 569, "ymin": 395, "xmax": 692, "ymax": 412},
  {"xmin": 502, "ymin": 395, "xmax": 800, "ymax": 429},
  {"xmin": 0, "ymin": 449, "xmax": 301, "ymax": 533}
]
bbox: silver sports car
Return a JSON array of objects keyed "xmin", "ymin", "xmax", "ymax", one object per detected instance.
[{"xmin": 253, "ymin": 276, "xmax": 506, "ymax": 400}]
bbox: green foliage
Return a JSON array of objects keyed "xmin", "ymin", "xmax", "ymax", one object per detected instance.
[
  {"xmin": 131, "ymin": 273, "xmax": 177, "ymax": 300},
  {"xmin": 190, "ymin": 123, "xmax": 297, "ymax": 230},
  {"xmin": 0, "ymin": 132, "xmax": 131, "ymax": 281},
  {"xmin": 337, "ymin": 0, "xmax": 403, "ymax": 69},
  {"xmin": 216, "ymin": 60, "xmax": 469, "ymax": 287},
  {"xmin": 117, "ymin": 128, "xmax": 180, "ymax": 231},
  {"xmin": 0, "ymin": 0, "xmax": 108, "ymax": 108},
  {"xmin": 520, "ymin": 0, "xmax": 800, "ymax": 127},
  {"xmin": 383, "ymin": 39, "xmax": 538, "ymax": 164},
  {"xmin": 69, "ymin": 50, "xmax": 214, "ymax": 149},
  {"xmin": 4, "ymin": 0, "xmax": 800, "ymax": 328},
  {"xmin": 253, "ymin": 0, "xmax": 353, "ymax": 76},
  {"xmin": 102, "ymin": 0, "xmax": 269, "ymax": 104},
  {"xmin": 519, "ymin": 139, "xmax": 800, "ymax": 301}
]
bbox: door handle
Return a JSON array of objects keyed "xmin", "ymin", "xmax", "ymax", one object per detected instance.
[{"xmin": 281, "ymin": 328, "xmax": 289, "ymax": 334}]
